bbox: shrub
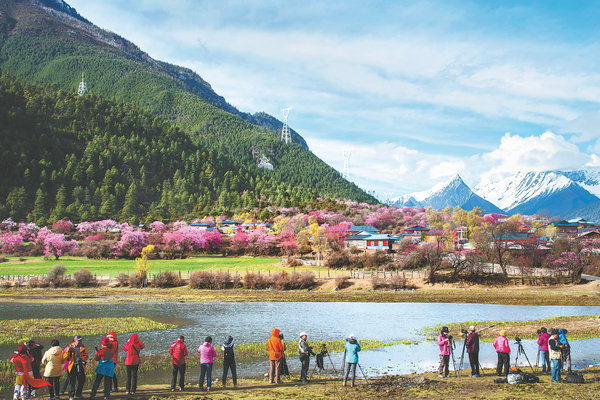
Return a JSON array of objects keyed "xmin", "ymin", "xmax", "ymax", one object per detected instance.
[
  {"xmin": 81, "ymin": 240, "xmax": 117, "ymax": 259},
  {"xmin": 325, "ymin": 250, "xmax": 350, "ymax": 269},
  {"xmin": 242, "ymin": 272, "xmax": 271, "ymax": 289},
  {"xmin": 116, "ymin": 273, "xmax": 130, "ymax": 287},
  {"xmin": 371, "ymin": 276, "xmax": 385, "ymax": 290},
  {"xmin": 290, "ymin": 272, "xmax": 317, "ymax": 289},
  {"xmin": 47, "ymin": 264, "xmax": 67, "ymax": 287},
  {"xmin": 211, "ymin": 271, "xmax": 232, "ymax": 290},
  {"xmin": 334, "ymin": 276, "xmax": 351, "ymax": 290},
  {"xmin": 372, "ymin": 275, "xmax": 416, "ymax": 290},
  {"xmin": 0, "ymin": 256, "xmax": 7, "ymax": 263},
  {"xmin": 1, "ymin": 280, "xmax": 12, "ymax": 289},
  {"xmin": 287, "ymin": 258, "xmax": 301, "ymax": 267},
  {"xmin": 189, "ymin": 271, "xmax": 215, "ymax": 289},
  {"xmin": 27, "ymin": 276, "xmax": 48, "ymax": 288},
  {"xmin": 272, "ymin": 271, "xmax": 290, "ymax": 290},
  {"xmin": 73, "ymin": 269, "xmax": 96, "ymax": 287},
  {"xmin": 129, "ymin": 273, "xmax": 146, "ymax": 288},
  {"xmin": 151, "ymin": 271, "xmax": 182, "ymax": 288}
]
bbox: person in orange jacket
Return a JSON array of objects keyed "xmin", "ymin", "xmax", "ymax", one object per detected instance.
[
  {"xmin": 267, "ymin": 328, "xmax": 285, "ymax": 384},
  {"xmin": 107, "ymin": 331, "xmax": 119, "ymax": 392},
  {"xmin": 11, "ymin": 344, "xmax": 50, "ymax": 400},
  {"xmin": 63, "ymin": 335, "xmax": 88, "ymax": 400}
]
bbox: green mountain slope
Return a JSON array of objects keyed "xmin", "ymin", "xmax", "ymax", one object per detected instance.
[
  {"xmin": 0, "ymin": 72, "xmax": 341, "ymax": 223},
  {"xmin": 0, "ymin": 0, "xmax": 376, "ymax": 208}
]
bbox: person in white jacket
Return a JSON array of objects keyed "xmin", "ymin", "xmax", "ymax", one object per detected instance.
[{"xmin": 41, "ymin": 340, "xmax": 63, "ymax": 400}]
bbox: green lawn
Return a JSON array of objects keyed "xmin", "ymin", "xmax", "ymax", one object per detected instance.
[{"xmin": 0, "ymin": 255, "xmax": 289, "ymax": 276}]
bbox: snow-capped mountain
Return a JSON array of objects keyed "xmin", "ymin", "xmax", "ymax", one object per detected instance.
[
  {"xmin": 393, "ymin": 175, "xmax": 504, "ymax": 213},
  {"xmin": 561, "ymin": 167, "xmax": 600, "ymax": 198},
  {"xmin": 473, "ymin": 170, "xmax": 599, "ymax": 216}
]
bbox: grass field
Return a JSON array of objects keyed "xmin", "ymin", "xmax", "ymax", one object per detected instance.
[{"xmin": 0, "ymin": 255, "xmax": 286, "ymax": 276}]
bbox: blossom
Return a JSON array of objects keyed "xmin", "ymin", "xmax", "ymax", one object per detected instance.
[{"xmin": 0, "ymin": 233, "xmax": 24, "ymax": 253}]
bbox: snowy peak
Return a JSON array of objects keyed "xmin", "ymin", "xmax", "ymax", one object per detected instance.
[
  {"xmin": 394, "ymin": 174, "xmax": 503, "ymax": 213},
  {"xmin": 561, "ymin": 167, "xmax": 600, "ymax": 198},
  {"xmin": 474, "ymin": 170, "xmax": 599, "ymax": 216}
]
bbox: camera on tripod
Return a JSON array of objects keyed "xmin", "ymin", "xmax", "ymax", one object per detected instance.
[
  {"xmin": 460, "ymin": 328, "xmax": 468, "ymax": 335},
  {"xmin": 514, "ymin": 337, "xmax": 522, "ymax": 344}
]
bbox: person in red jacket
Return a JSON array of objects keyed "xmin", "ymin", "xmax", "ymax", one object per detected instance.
[
  {"xmin": 11, "ymin": 344, "xmax": 50, "ymax": 400},
  {"xmin": 123, "ymin": 333, "xmax": 145, "ymax": 395},
  {"xmin": 267, "ymin": 328, "xmax": 285, "ymax": 384},
  {"xmin": 169, "ymin": 336, "xmax": 188, "ymax": 391},
  {"xmin": 90, "ymin": 337, "xmax": 114, "ymax": 400},
  {"xmin": 106, "ymin": 331, "xmax": 119, "ymax": 392}
]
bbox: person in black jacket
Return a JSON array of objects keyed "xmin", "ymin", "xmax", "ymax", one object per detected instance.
[
  {"xmin": 298, "ymin": 332, "xmax": 315, "ymax": 383},
  {"xmin": 221, "ymin": 336, "xmax": 237, "ymax": 387},
  {"xmin": 465, "ymin": 326, "xmax": 480, "ymax": 377},
  {"xmin": 27, "ymin": 340, "xmax": 44, "ymax": 397}
]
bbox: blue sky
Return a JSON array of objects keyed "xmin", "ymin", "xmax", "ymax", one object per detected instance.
[{"xmin": 67, "ymin": 0, "xmax": 600, "ymax": 200}]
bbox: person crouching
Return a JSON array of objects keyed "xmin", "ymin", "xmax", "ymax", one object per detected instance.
[{"xmin": 89, "ymin": 337, "xmax": 114, "ymax": 400}]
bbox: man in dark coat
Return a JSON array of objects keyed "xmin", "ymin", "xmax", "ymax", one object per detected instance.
[{"xmin": 466, "ymin": 326, "xmax": 480, "ymax": 377}]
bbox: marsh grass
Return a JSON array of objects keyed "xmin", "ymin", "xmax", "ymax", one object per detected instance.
[{"xmin": 0, "ymin": 317, "xmax": 177, "ymax": 345}]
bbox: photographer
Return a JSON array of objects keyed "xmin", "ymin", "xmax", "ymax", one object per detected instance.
[
  {"xmin": 343, "ymin": 333, "xmax": 361, "ymax": 387},
  {"xmin": 298, "ymin": 332, "xmax": 315, "ymax": 383},
  {"xmin": 549, "ymin": 329, "xmax": 563, "ymax": 382},
  {"xmin": 437, "ymin": 327, "xmax": 451, "ymax": 378},
  {"xmin": 465, "ymin": 326, "xmax": 480, "ymax": 377},
  {"xmin": 558, "ymin": 329, "xmax": 571, "ymax": 372},
  {"xmin": 63, "ymin": 335, "xmax": 88, "ymax": 399},
  {"xmin": 537, "ymin": 327, "xmax": 551, "ymax": 374},
  {"xmin": 89, "ymin": 337, "xmax": 115, "ymax": 400},
  {"xmin": 493, "ymin": 330, "xmax": 510, "ymax": 376}
]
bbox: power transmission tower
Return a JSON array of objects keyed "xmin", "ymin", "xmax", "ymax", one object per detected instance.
[
  {"xmin": 343, "ymin": 150, "xmax": 351, "ymax": 180},
  {"xmin": 281, "ymin": 107, "xmax": 292, "ymax": 144},
  {"xmin": 77, "ymin": 72, "xmax": 87, "ymax": 96}
]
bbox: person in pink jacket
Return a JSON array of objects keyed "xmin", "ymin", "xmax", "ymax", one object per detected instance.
[
  {"xmin": 197, "ymin": 336, "xmax": 217, "ymax": 392},
  {"xmin": 437, "ymin": 326, "xmax": 451, "ymax": 377},
  {"xmin": 493, "ymin": 330, "xmax": 511, "ymax": 376}
]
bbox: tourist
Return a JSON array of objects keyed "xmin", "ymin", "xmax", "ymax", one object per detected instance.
[
  {"xmin": 63, "ymin": 335, "xmax": 88, "ymax": 400},
  {"xmin": 11, "ymin": 343, "xmax": 50, "ymax": 400},
  {"xmin": 343, "ymin": 333, "xmax": 361, "ymax": 387},
  {"xmin": 537, "ymin": 327, "xmax": 551, "ymax": 374},
  {"xmin": 549, "ymin": 329, "xmax": 563, "ymax": 382},
  {"xmin": 123, "ymin": 333, "xmax": 145, "ymax": 395},
  {"xmin": 493, "ymin": 330, "xmax": 511, "ymax": 376},
  {"xmin": 169, "ymin": 335, "xmax": 188, "ymax": 391},
  {"xmin": 41, "ymin": 339, "xmax": 63, "ymax": 400},
  {"xmin": 279, "ymin": 333, "xmax": 290, "ymax": 378},
  {"xmin": 106, "ymin": 331, "xmax": 119, "ymax": 392},
  {"xmin": 60, "ymin": 344, "xmax": 70, "ymax": 395},
  {"xmin": 437, "ymin": 326, "xmax": 451, "ymax": 378},
  {"xmin": 267, "ymin": 328, "xmax": 284, "ymax": 384},
  {"xmin": 89, "ymin": 337, "xmax": 115, "ymax": 400},
  {"xmin": 298, "ymin": 332, "xmax": 315, "ymax": 383},
  {"xmin": 221, "ymin": 335, "xmax": 237, "ymax": 387},
  {"xmin": 26, "ymin": 339, "xmax": 44, "ymax": 397},
  {"xmin": 466, "ymin": 325, "xmax": 480, "ymax": 377},
  {"xmin": 197, "ymin": 336, "xmax": 217, "ymax": 392},
  {"xmin": 558, "ymin": 329, "xmax": 571, "ymax": 372}
]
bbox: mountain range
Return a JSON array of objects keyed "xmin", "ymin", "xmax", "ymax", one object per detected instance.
[{"xmin": 394, "ymin": 168, "xmax": 600, "ymax": 219}]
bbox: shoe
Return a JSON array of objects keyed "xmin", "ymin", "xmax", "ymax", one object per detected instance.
[
  {"xmin": 170, "ymin": 389, "xmax": 174, "ymax": 392},
  {"xmin": 131, "ymin": 393, "xmax": 135, "ymax": 396},
  {"xmin": 207, "ymin": 388, "xmax": 211, "ymax": 393},
  {"xmin": 125, "ymin": 392, "xmax": 129, "ymax": 395},
  {"xmin": 350, "ymin": 383, "xmax": 354, "ymax": 388},
  {"xmin": 342, "ymin": 382, "xmax": 346, "ymax": 386},
  {"xmin": 438, "ymin": 374, "xmax": 444, "ymax": 378}
]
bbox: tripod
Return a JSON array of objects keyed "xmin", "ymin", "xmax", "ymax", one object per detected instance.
[
  {"xmin": 457, "ymin": 331, "xmax": 468, "ymax": 377},
  {"xmin": 310, "ymin": 345, "xmax": 337, "ymax": 378},
  {"xmin": 514, "ymin": 339, "xmax": 535, "ymax": 373},
  {"xmin": 449, "ymin": 337, "xmax": 457, "ymax": 377}
]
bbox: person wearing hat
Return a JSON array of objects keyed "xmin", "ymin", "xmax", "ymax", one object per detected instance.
[
  {"xmin": 437, "ymin": 327, "xmax": 451, "ymax": 378},
  {"xmin": 10, "ymin": 343, "xmax": 51, "ymax": 400},
  {"xmin": 343, "ymin": 334, "xmax": 361, "ymax": 387},
  {"xmin": 89, "ymin": 337, "xmax": 115, "ymax": 400},
  {"xmin": 537, "ymin": 327, "xmax": 551, "ymax": 374},
  {"xmin": 221, "ymin": 336, "xmax": 237, "ymax": 387},
  {"xmin": 41, "ymin": 339, "xmax": 63, "ymax": 400},
  {"xmin": 548, "ymin": 329, "xmax": 563, "ymax": 382},
  {"xmin": 123, "ymin": 333, "xmax": 145, "ymax": 395},
  {"xmin": 493, "ymin": 330, "xmax": 511, "ymax": 376},
  {"xmin": 106, "ymin": 332, "xmax": 119, "ymax": 392},
  {"xmin": 63, "ymin": 335, "xmax": 88, "ymax": 400},
  {"xmin": 298, "ymin": 332, "xmax": 315, "ymax": 383},
  {"xmin": 466, "ymin": 326, "xmax": 480, "ymax": 377},
  {"xmin": 267, "ymin": 329, "xmax": 284, "ymax": 384}
]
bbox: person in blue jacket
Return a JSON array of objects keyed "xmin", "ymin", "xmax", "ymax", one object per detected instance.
[
  {"xmin": 558, "ymin": 329, "xmax": 571, "ymax": 372},
  {"xmin": 343, "ymin": 333, "xmax": 361, "ymax": 387}
]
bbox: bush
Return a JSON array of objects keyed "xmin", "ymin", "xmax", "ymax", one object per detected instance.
[
  {"xmin": 0, "ymin": 256, "xmax": 7, "ymax": 263},
  {"xmin": 325, "ymin": 250, "xmax": 350, "ymax": 268},
  {"xmin": 287, "ymin": 258, "xmax": 301, "ymax": 267},
  {"xmin": 27, "ymin": 276, "xmax": 49, "ymax": 288},
  {"xmin": 81, "ymin": 240, "xmax": 117, "ymax": 259},
  {"xmin": 242, "ymin": 272, "xmax": 271, "ymax": 289},
  {"xmin": 1, "ymin": 280, "xmax": 12, "ymax": 289},
  {"xmin": 290, "ymin": 272, "xmax": 316, "ymax": 289},
  {"xmin": 116, "ymin": 273, "xmax": 130, "ymax": 287},
  {"xmin": 47, "ymin": 264, "xmax": 67, "ymax": 287},
  {"xmin": 73, "ymin": 269, "xmax": 96, "ymax": 287},
  {"xmin": 151, "ymin": 271, "xmax": 182, "ymax": 288},
  {"xmin": 129, "ymin": 272, "xmax": 146, "ymax": 288},
  {"xmin": 211, "ymin": 271, "xmax": 232, "ymax": 290},
  {"xmin": 189, "ymin": 271, "xmax": 214, "ymax": 289},
  {"xmin": 334, "ymin": 276, "xmax": 351, "ymax": 290},
  {"xmin": 372, "ymin": 275, "xmax": 415, "ymax": 290}
]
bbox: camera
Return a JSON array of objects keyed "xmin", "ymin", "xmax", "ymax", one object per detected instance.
[
  {"xmin": 537, "ymin": 329, "xmax": 541, "ymax": 335},
  {"xmin": 447, "ymin": 335, "xmax": 453, "ymax": 340},
  {"xmin": 461, "ymin": 329, "xmax": 468, "ymax": 335},
  {"xmin": 514, "ymin": 337, "xmax": 521, "ymax": 343}
]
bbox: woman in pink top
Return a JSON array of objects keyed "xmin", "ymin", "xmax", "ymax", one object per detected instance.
[
  {"xmin": 197, "ymin": 336, "xmax": 217, "ymax": 392},
  {"xmin": 437, "ymin": 326, "xmax": 451, "ymax": 377},
  {"xmin": 493, "ymin": 330, "xmax": 511, "ymax": 376}
]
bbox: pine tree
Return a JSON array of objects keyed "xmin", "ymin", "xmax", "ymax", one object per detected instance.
[{"xmin": 121, "ymin": 183, "xmax": 139, "ymax": 221}]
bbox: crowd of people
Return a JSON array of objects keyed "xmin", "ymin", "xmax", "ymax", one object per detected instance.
[
  {"xmin": 437, "ymin": 326, "xmax": 572, "ymax": 382},
  {"xmin": 9, "ymin": 330, "xmax": 362, "ymax": 400}
]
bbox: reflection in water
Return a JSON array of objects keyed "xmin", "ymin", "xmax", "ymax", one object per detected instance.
[{"xmin": 1, "ymin": 301, "xmax": 599, "ymax": 382}]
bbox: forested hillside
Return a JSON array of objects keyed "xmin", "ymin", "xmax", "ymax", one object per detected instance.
[
  {"xmin": 0, "ymin": 73, "xmax": 364, "ymax": 224},
  {"xmin": 0, "ymin": 0, "xmax": 376, "ymax": 215}
]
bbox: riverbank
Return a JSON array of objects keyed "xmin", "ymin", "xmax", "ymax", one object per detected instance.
[
  {"xmin": 421, "ymin": 315, "xmax": 600, "ymax": 341},
  {"xmin": 33, "ymin": 367, "xmax": 599, "ymax": 399},
  {"xmin": 1, "ymin": 280, "xmax": 599, "ymax": 305}
]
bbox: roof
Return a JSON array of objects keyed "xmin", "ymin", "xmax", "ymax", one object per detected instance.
[
  {"xmin": 347, "ymin": 233, "xmax": 397, "ymax": 241},
  {"xmin": 190, "ymin": 222, "xmax": 214, "ymax": 226},
  {"xmin": 220, "ymin": 220, "xmax": 241, "ymax": 225},
  {"xmin": 404, "ymin": 226, "xmax": 429, "ymax": 232},
  {"xmin": 348, "ymin": 225, "xmax": 378, "ymax": 232}
]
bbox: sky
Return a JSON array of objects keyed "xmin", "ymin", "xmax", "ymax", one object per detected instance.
[{"xmin": 67, "ymin": 0, "xmax": 600, "ymax": 201}]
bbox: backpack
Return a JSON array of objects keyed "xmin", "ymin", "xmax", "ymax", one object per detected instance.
[
  {"xmin": 507, "ymin": 373, "xmax": 523, "ymax": 384},
  {"xmin": 494, "ymin": 378, "xmax": 508, "ymax": 384},
  {"xmin": 522, "ymin": 373, "xmax": 539, "ymax": 383},
  {"xmin": 565, "ymin": 371, "xmax": 584, "ymax": 384},
  {"xmin": 223, "ymin": 345, "xmax": 235, "ymax": 362}
]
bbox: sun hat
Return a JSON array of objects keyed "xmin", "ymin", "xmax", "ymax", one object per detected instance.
[{"xmin": 299, "ymin": 332, "xmax": 307, "ymax": 338}]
